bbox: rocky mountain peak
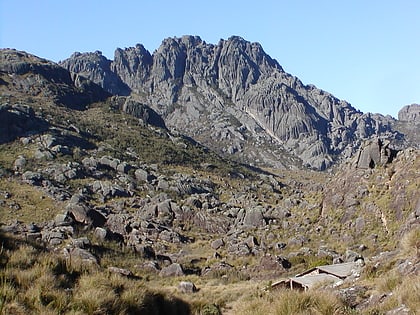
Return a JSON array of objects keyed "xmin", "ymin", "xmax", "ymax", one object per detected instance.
[
  {"xmin": 398, "ymin": 103, "xmax": 420, "ymax": 122},
  {"xmin": 1, "ymin": 49, "xmax": 109, "ymax": 108},
  {"xmin": 59, "ymin": 36, "xmax": 416, "ymax": 170}
]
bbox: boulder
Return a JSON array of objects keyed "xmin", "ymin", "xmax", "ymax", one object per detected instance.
[
  {"xmin": 94, "ymin": 227, "xmax": 108, "ymax": 241},
  {"xmin": 99, "ymin": 155, "xmax": 120, "ymax": 170},
  {"xmin": 356, "ymin": 138, "xmax": 398, "ymax": 169},
  {"xmin": 135, "ymin": 168, "xmax": 156, "ymax": 182},
  {"xmin": 54, "ymin": 212, "xmax": 74, "ymax": 226},
  {"xmin": 72, "ymin": 237, "xmax": 91, "ymax": 248},
  {"xmin": 108, "ymin": 266, "xmax": 134, "ymax": 277},
  {"xmin": 22, "ymin": 171, "xmax": 43, "ymax": 185},
  {"xmin": 178, "ymin": 281, "xmax": 197, "ymax": 293},
  {"xmin": 38, "ymin": 134, "xmax": 57, "ymax": 148},
  {"xmin": 90, "ymin": 180, "xmax": 128, "ymax": 199},
  {"xmin": 82, "ymin": 156, "xmax": 99, "ymax": 169},
  {"xmin": 42, "ymin": 226, "xmax": 74, "ymax": 245},
  {"xmin": 64, "ymin": 247, "xmax": 98, "ymax": 264},
  {"xmin": 243, "ymin": 206, "xmax": 266, "ymax": 227},
  {"xmin": 201, "ymin": 261, "xmax": 234, "ymax": 277},
  {"xmin": 227, "ymin": 242, "xmax": 251, "ymax": 256},
  {"xmin": 66, "ymin": 199, "xmax": 106, "ymax": 227},
  {"xmin": 211, "ymin": 238, "xmax": 224, "ymax": 250},
  {"xmin": 13, "ymin": 156, "xmax": 26, "ymax": 171},
  {"xmin": 134, "ymin": 245, "xmax": 156, "ymax": 259},
  {"xmin": 106, "ymin": 213, "xmax": 131, "ymax": 236},
  {"xmin": 121, "ymin": 97, "xmax": 167, "ymax": 129},
  {"xmin": 34, "ymin": 149, "xmax": 54, "ymax": 160},
  {"xmin": 159, "ymin": 263, "xmax": 185, "ymax": 277},
  {"xmin": 116, "ymin": 162, "xmax": 130, "ymax": 173}
]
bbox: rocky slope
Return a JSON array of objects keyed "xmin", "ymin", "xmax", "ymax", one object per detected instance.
[
  {"xmin": 1, "ymin": 49, "xmax": 109, "ymax": 109},
  {"xmin": 61, "ymin": 36, "xmax": 416, "ymax": 170},
  {"xmin": 0, "ymin": 47, "xmax": 419, "ymax": 314}
]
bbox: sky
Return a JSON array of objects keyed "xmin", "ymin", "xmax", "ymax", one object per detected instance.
[{"xmin": 1, "ymin": 0, "xmax": 419, "ymax": 118}]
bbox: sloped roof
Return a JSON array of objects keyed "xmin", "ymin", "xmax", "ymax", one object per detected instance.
[
  {"xmin": 290, "ymin": 274, "xmax": 342, "ymax": 289},
  {"xmin": 271, "ymin": 261, "xmax": 363, "ymax": 291},
  {"xmin": 296, "ymin": 262, "xmax": 360, "ymax": 278},
  {"xmin": 316, "ymin": 262, "xmax": 359, "ymax": 278}
]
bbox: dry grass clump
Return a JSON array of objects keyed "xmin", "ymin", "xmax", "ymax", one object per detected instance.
[
  {"xmin": 233, "ymin": 288, "xmax": 348, "ymax": 315},
  {"xmin": 361, "ymin": 274, "xmax": 420, "ymax": 315},
  {"xmin": 400, "ymin": 227, "xmax": 420, "ymax": 257},
  {"xmin": 392, "ymin": 274, "xmax": 420, "ymax": 313},
  {"xmin": 0, "ymin": 233, "xmax": 191, "ymax": 315}
]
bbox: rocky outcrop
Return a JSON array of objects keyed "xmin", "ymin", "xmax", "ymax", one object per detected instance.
[
  {"xmin": 356, "ymin": 138, "xmax": 398, "ymax": 169},
  {"xmin": 60, "ymin": 51, "xmax": 130, "ymax": 96},
  {"xmin": 110, "ymin": 96, "xmax": 167, "ymax": 129},
  {"xmin": 0, "ymin": 104, "xmax": 48, "ymax": 144},
  {"xmin": 398, "ymin": 104, "xmax": 420, "ymax": 122},
  {"xmin": 0, "ymin": 49, "xmax": 110, "ymax": 108},
  {"xmin": 61, "ymin": 36, "xmax": 410, "ymax": 170}
]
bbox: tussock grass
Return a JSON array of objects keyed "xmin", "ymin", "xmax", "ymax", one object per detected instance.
[
  {"xmin": 400, "ymin": 227, "xmax": 420, "ymax": 257},
  {"xmin": 0, "ymin": 232, "xmax": 191, "ymax": 315},
  {"xmin": 234, "ymin": 288, "xmax": 348, "ymax": 315}
]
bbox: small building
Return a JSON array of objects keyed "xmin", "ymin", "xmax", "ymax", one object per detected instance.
[
  {"xmin": 271, "ymin": 261, "xmax": 363, "ymax": 291},
  {"xmin": 289, "ymin": 273, "xmax": 342, "ymax": 290}
]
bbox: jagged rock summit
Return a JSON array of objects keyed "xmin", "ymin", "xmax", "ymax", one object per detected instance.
[
  {"xmin": 61, "ymin": 35, "xmax": 411, "ymax": 170},
  {"xmin": 398, "ymin": 103, "xmax": 420, "ymax": 122},
  {"xmin": 0, "ymin": 48, "xmax": 109, "ymax": 109}
]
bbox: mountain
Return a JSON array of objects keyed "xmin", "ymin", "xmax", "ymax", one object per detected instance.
[
  {"xmin": 0, "ymin": 48, "xmax": 109, "ymax": 109},
  {"xmin": 60, "ymin": 35, "xmax": 415, "ymax": 170},
  {"xmin": 0, "ymin": 46, "xmax": 419, "ymax": 314}
]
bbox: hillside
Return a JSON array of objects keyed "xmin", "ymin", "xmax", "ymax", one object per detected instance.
[{"xmin": 0, "ymin": 47, "xmax": 419, "ymax": 314}]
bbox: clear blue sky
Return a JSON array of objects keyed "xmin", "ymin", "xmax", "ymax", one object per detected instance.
[{"xmin": 1, "ymin": 0, "xmax": 419, "ymax": 118}]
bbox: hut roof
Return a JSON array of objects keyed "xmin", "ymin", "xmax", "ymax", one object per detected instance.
[
  {"xmin": 290, "ymin": 274, "xmax": 342, "ymax": 289},
  {"xmin": 316, "ymin": 262, "xmax": 359, "ymax": 278},
  {"xmin": 296, "ymin": 261, "xmax": 360, "ymax": 278}
]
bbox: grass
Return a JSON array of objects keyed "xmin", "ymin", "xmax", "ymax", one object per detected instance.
[
  {"xmin": 0, "ymin": 232, "xmax": 193, "ymax": 315},
  {"xmin": 0, "ymin": 178, "xmax": 59, "ymax": 224},
  {"xmin": 1, "ymin": 80, "xmax": 419, "ymax": 314},
  {"xmin": 400, "ymin": 226, "xmax": 420, "ymax": 257},
  {"xmin": 234, "ymin": 288, "xmax": 349, "ymax": 315}
]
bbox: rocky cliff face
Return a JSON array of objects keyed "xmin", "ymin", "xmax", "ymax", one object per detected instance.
[
  {"xmin": 1, "ymin": 49, "xmax": 110, "ymax": 109},
  {"xmin": 398, "ymin": 104, "xmax": 420, "ymax": 122},
  {"xmin": 61, "ymin": 36, "xmax": 412, "ymax": 169}
]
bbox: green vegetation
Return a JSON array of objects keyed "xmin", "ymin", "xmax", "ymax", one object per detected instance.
[{"xmin": 1, "ymin": 78, "xmax": 419, "ymax": 314}]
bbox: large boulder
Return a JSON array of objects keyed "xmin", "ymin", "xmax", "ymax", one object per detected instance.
[
  {"xmin": 66, "ymin": 200, "xmax": 106, "ymax": 227},
  {"xmin": 159, "ymin": 263, "xmax": 185, "ymax": 277},
  {"xmin": 243, "ymin": 206, "xmax": 266, "ymax": 227},
  {"xmin": 178, "ymin": 281, "xmax": 197, "ymax": 293}
]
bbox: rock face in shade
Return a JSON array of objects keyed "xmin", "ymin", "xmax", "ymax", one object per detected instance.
[
  {"xmin": 60, "ymin": 36, "xmax": 414, "ymax": 170},
  {"xmin": 0, "ymin": 49, "xmax": 110, "ymax": 109},
  {"xmin": 60, "ymin": 51, "xmax": 131, "ymax": 96}
]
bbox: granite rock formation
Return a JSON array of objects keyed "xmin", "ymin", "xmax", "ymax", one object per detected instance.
[
  {"xmin": 398, "ymin": 104, "xmax": 420, "ymax": 122},
  {"xmin": 61, "ymin": 36, "xmax": 411, "ymax": 170},
  {"xmin": 1, "ymin": 49, "xmax": 110, "ymax": 109}
]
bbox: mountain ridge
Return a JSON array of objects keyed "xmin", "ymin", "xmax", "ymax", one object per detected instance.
[
  {"xmin": 60, "ymin": 35, "xmax": 416, "ymax": 170},
  {"xmin": 0, "ymin": 43, "xmax": 419, "ymax": 314}
]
